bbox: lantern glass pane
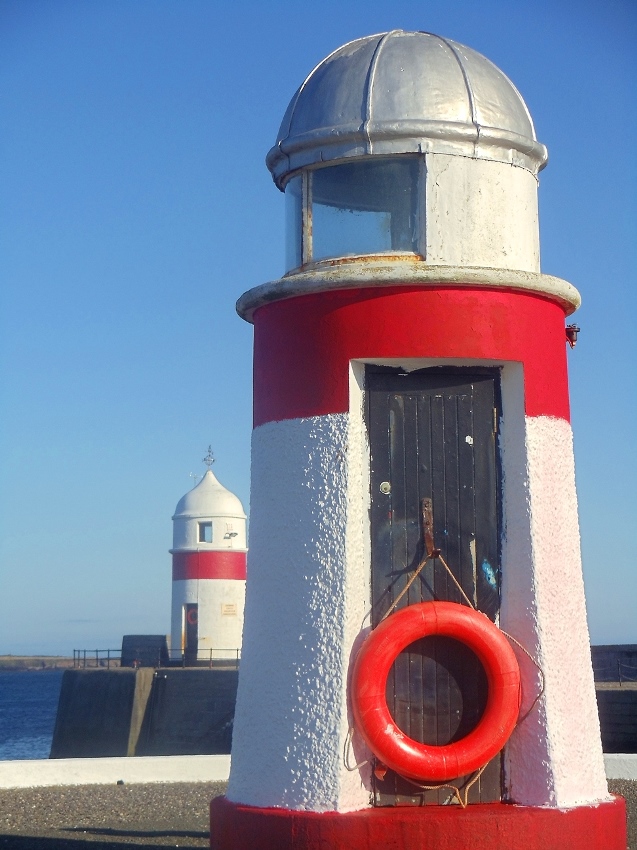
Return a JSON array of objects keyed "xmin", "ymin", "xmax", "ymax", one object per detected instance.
[
  {"xmin": 285, "ymin": 175, "xmax": 303, "ymax": 271},
  {"xmin": 311, "ymin": 158, "xmax": 419, "ymax": 262}
]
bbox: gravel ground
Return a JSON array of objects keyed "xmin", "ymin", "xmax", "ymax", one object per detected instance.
[
  {"xmin": 610, "ymin": 779, "xmax": 637, "ymax": 850},
  {"xmin": 0, "ymin": 779, "xmax": 633, "ymax": 849},
  {"xmin": 0, "ymin": 781, "xmax": 225, "ymax": 849}
]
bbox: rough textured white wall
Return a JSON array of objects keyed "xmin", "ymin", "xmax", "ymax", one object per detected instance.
[
  {"xmin": 172, "ymin": 515, "xmax": 247, "ymax": 550},
  {"xmin": 500, "ymin": 407, "xmax": 609, "ymax": 807},
  {"xmin": 425, "ymin": 154, "xmax": 540, "ymax": 272},
  {"xmin": 228, "ymin": 413, "xmax": 371, "ymax": 812},
  {"xmin": 170, "ymin": 578, "xmax": 246, "ymax": 659},
  {"xmin": 340, "ymin": 363, "xmax": 374, "ymax": 808}
]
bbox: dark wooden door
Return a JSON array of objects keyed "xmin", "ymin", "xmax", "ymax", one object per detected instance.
[
  {"xmin": 366, "ymin": 366, "xmax": 501, "ymax": 806},
  {"xmin": 184, "ymin": 603, "xmax": 199, "ymax": 666}
]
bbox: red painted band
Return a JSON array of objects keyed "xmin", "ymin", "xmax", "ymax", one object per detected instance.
[
  {"xmin": 172, "ymin": 550, "xmax": 247, "ymax": 581},
  {"xmin": 252, "ymin": 287, "xmax": 571, "ymax": 427},
  {"xmin": 351, "ymin": 601, "xmax": 520, "ymax": 782},
  {"xmin": 210, "ymin": 795, "xmax": 626, "ymax": 850}
]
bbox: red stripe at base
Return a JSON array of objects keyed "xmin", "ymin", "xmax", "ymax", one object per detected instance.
[
  {"xmin": 172, "ymin": 550, "xmax": 247, "ymax": 581},
  {"xmin": 210, "ymin": 795, "xmax": 626, "ymax": 850}
]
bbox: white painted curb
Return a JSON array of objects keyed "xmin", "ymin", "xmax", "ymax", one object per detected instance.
[
  {"xmin": 0, "ymin": 754, "xmax": 230, "ymax": 789},
  {"xmin": 0, "ymin": 754, "xmax": 633, "ymax": 789},
  {"xmin": 604, "ymin": 754, "xmax": 637, "ymax": 781}
]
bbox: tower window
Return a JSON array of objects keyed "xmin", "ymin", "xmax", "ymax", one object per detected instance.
[
  {"xmin": 198, "ymin": 522, "xmax": 212, "ymax": 543},
  {"xmin": 284, "ymin": 157, "xmax": 422, "ymax": 271}
]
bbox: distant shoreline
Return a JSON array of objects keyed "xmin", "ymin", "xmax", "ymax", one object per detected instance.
[{"xmin": 0, "ymin": 656, "xmax": 76, "ymax": 671}]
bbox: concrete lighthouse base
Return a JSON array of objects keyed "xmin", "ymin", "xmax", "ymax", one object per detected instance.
[{"xmin": 210, "ymin": 795, "xmax": 626, "ymax": 850}]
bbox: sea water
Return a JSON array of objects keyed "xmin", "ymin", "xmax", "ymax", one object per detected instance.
[{"xmin": 0, "ymin": 670, "xmax": 64, "ymax": 760}]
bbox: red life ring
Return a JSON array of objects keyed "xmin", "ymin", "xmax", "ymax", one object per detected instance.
[{"xmin": 351, "ymin": 601, "xmax": 521, "ymax": 782}]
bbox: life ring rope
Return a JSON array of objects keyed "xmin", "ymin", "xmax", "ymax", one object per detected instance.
[
  {"xmin": 384, "ymin": 544, "xmax": 545, "ymax": 724},
  {"xmin": 346, "ymin": 602, "xmax": 545, "ymax": 798},
  {"xmin": 348, "ymin": 544, "xmax": 545, "ymax": 794},
  {"xmin": 351, "ymin": 601, "xmax": 522, "ymax": 784},
  {"xmin": 348, "ymin": 498, "xmax": 545, "ymax": 795},
  {"xmin": 343, "ymin": 721, "xmax": 489, "ymax": 809}
]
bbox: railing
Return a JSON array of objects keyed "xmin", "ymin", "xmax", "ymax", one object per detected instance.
[
  {"xmin": 73, "ymin": 647, "xmax": 240, "ymax": 669},
  {"xmin": 593, "ymin": 660, "xmax": 637, "ymax": 685},
  {"xmin": 167, "ymin": 648, "xmax": 241, "ymax": 668},
  {"xmin": 73, "ymin": 649, "xmax": 121, "ymax": 668}
]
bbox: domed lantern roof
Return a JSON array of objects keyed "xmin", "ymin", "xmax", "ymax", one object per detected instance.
[
  {"xmin": 172, "ymin": 470, "xmax": 246, "ymax": 520},
  {"xmin": 266, "ymin": 30, "xmax": 547, "ymax": 189}
]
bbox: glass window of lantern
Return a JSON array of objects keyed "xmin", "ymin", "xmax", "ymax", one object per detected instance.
[
  {"xmin": 284, "ymin": 157, "xmax": 422, "ymax": 271},
  {"xmin": 284, "ymin": 174, "xmax": 303, "ymax": 271},
  {"xmin": 311, "ymin": 159, "xmax": 420, "ymax": 261},
  {"xmin": 198, "ymin": 521, "xmax": 212, "ymax": 543}
]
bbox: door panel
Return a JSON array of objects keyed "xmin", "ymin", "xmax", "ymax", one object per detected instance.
[
  {"xmin": 366, "ymin": 366, "xmax": 501, "ymax": 806},
  {"xmin": 184, "ymin": 603, "xmax": 199, "ymax": 666}
]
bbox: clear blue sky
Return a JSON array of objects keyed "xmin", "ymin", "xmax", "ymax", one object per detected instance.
[{"xmin": 1, "ymin": 0, "xmax": 635, "ymax": 654}]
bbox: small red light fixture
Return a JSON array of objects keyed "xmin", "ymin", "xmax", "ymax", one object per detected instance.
[{"xmin": 565, "ymin": 324, "xmax": 580, "ymax": 348}]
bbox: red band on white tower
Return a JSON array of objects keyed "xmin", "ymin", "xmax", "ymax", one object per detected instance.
[{"xmin": 251, "ymin": 287, "xmax": 571, "ymax": 426}]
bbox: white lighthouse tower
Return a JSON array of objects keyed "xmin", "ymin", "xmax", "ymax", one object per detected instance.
[
  {"xmin": 212, "ymin": 31, "xmax": 625, "ymax": 850},
  {"xmin": 169, "ymin": 449, "xmax": 247, "ymax": 665}
]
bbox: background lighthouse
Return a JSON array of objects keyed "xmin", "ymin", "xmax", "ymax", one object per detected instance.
[
  {"xmin": 170, "ymin": 449, "xmax": 247, "ymax": 665},
  {"xmin": 212, "ymin": 30, "xmax": 625, "ymax": 850}
]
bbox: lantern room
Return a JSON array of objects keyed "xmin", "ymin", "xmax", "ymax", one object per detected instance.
[{"xmin": 271, "ymin": 30, "xmax": 546, "ymax": 276}]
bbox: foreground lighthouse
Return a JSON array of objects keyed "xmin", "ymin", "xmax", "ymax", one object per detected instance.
[
  {"xmin": 170, "ymin": 450, "xmax": 247, "ymax": 665},
  {"xmin": 212, "ymin": 31, "xmax": 625, "ymax": 849}
]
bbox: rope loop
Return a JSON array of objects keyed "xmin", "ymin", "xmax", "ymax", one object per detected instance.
[{"xmin": 346, "ymin": 544, "xmax": 547, "ymax": 783}]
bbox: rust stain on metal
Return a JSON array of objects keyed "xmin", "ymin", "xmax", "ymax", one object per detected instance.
[{"xmin": 300, "ymin": 253, "xmax": 426, "ymax": 271}]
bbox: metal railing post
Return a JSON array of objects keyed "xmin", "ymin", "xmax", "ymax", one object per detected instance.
[{"xmin": 72, "ymin": 648, "xmax": 121, "ymax": 668}]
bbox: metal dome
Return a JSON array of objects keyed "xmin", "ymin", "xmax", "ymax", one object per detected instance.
[{"xmin": 266, "ymin": 30, "xmax": 547, "ymax": 189}]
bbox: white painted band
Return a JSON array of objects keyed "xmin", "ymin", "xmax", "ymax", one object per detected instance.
[
  {"xmin": 604, "ymin": 754, "xmax": 637, "ymax": 781},
  {"xmin": 0, "ymin": 754, "xmax": 629, "ymax": 790},
  {"xmin": 0, "ymin": 755, "xmax": 230, "ymax": 789}
]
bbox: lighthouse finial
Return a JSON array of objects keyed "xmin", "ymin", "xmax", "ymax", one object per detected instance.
[{"xmin": 203, "ymin": 446, "xmax": 215, "ymax": 469}]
